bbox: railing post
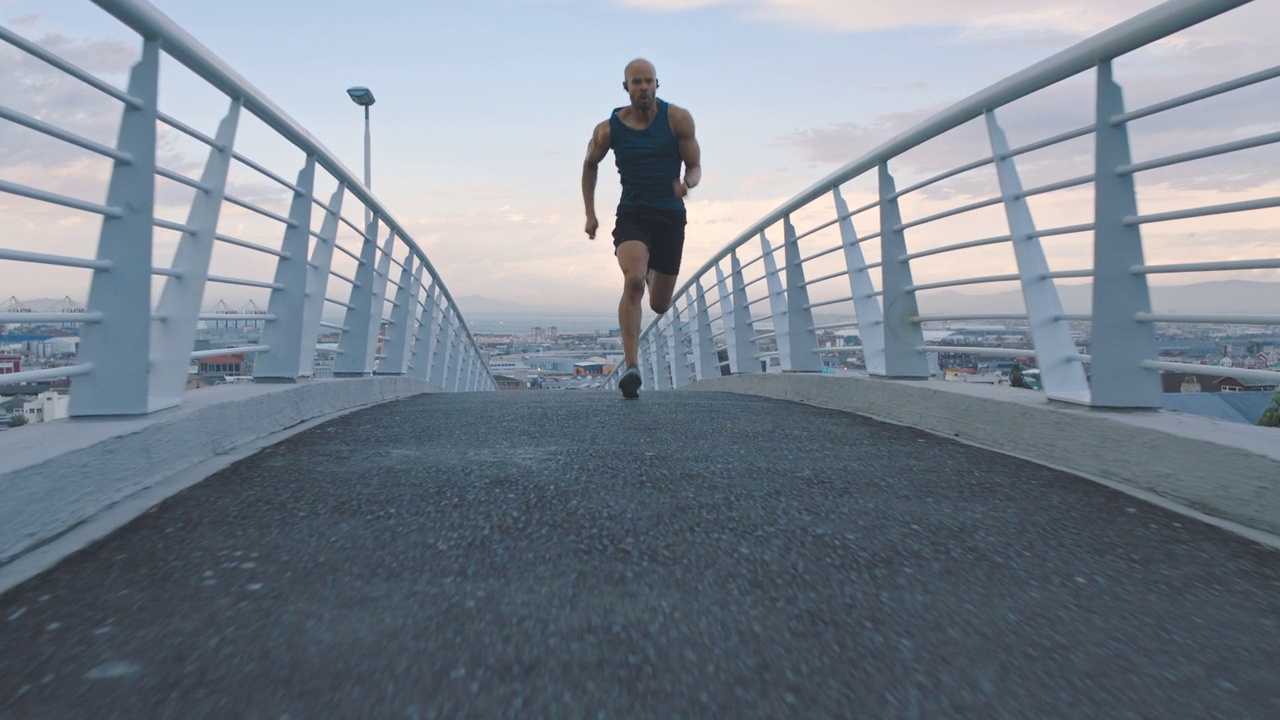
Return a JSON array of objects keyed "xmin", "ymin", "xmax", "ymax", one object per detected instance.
[
  {"xmin": 690, "ymin": 281, "xmax": 719, "ymax": 380},
  {"xmin": 429, "ymin": 306, "xmax": 453, "ymax": 389},
  {"xmin": 760, "ymin": 230, "xmax": 788, "ymax": 372},
  {"xmin": 447, "ymin": 316, "xmax": 465, "ymax": 392},
  {"xmin": 299, "ymin": 185, "xmax": 345, "ymax": 377},
  {"xmin": 333, "ymin": 218, "xmax": 381, "ymax": 376},
  {"xmin": 716, "ymin": 253, "xmax": 757, "ymax": 373},
  {"xmin": 410, "ymin": 282, "xmax": 438, "ymax": 382},
  {"xmin": 986, "ymin": 110, "xmax": 1091, "ymax": 403},
  {"xmin": 669, "ymin": 302, "xmax": 693, "ymax": 388},
  {"xmin": 641, "ymin": 334, "xmax": 657, "ymax": 389},
  {"xmin": 369, "ymin": 229, "xmax": 396, "ymax": 372},
  {"xmin": 376, "ymin": 254, "xmax": 418, "ymax": 375},
  {"xmin": 651, "ymin": 317, "xmax": 673, "ymax": 390},
  {"xmin": 254, "ymin": 154, "xmax": 316, "ymax": 383},
  {"xmin": 149, "ymin": 100, "xmax": 240, "ymax": 404},
  {"xmin": 878, "ymin": 163, "xmax": 929, "ymax": 379},
  {"xmin": 1091, "ymin": 61, "xmax": 1161, "ymax": 408},
  {"xmin": 783, "ymin": 215, "xmax": 821, "ymax": 372},
  {"xmin": 833, "ymin": 187, "xmax": 886, "ymax": 375},
  {"xmin": 71, "ymin": 39, "xmax": 160, "ymax": 416}
]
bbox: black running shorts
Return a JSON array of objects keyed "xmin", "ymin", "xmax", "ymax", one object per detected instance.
[{"xmin": 612, "ymin": 204, "xmax": 687, "ymax": 276}]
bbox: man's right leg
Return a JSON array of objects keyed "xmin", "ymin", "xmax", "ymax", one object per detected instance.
[{"xmin": 616, "ymin": 240, "xmax": 649, "ymax": 398}]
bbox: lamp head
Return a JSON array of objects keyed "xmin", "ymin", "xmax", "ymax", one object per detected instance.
[{"xmin": 346, "ymin": 86, "xmax": 376, "ymax": 107}]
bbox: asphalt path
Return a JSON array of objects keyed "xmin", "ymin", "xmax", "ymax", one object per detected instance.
[{"xmin": 2, "ymin": 391, "xmax": 1278, "ymax": 719}]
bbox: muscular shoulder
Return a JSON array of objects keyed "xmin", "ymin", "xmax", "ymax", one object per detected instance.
[
  {"xmin": 593, "ymin": 118, "xmax": 611, "ymax": 143},
  {"xmin": 666, "ymin": 103, "xmax": 696, "ymax": 136}
]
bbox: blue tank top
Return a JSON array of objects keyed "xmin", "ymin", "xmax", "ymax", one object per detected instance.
[{"xmin": 610, "ymin": 99, "xmax": 684, "ymax": 212}]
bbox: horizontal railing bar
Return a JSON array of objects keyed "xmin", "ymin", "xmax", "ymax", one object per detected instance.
[
  {"xmin": 0, "ymin": 25, "xmax": 140, "ymax": 108},
  {"xmin": 800, "ymin": 269, "xmax": 849, "ymax": 287},
  {"xmin": 338, "ymin": 214, "xmax": 374, "ymax": 241},
  {"xmin": 1141, "ymin": 360, "xmax": 1280, "ymax": 384},
  {"xmin": 912, "ymin": 313, "xmax": 1030, "ymax": 323},
  {"xmin": 892, "ymin": 156, "xmax": 994, "ymax": 200},
  {"xmin": 918, "ymin": 345, "xmax": 1037, "ymax": 358},
  {"xmin": 1118, "ymin": 131, "xmax": 1280, "ymax": 176},
  {"xmin": 329, "ymin": 270, "xmax": 359, "ymax": 287},
  {"xmin": 752, "ymin": 351, "xmax": 780, "ymax": 359},
  {"xmin": 744, "ymin": 295, "xmax": 771, "ymax": 309},
  {"xmin": 0, "ymin": 247, "xmax": 111, "ymax": 270},
  {"xmin": 223, "ymin": 193, "xmax": 297, "ymax": 227},
  {"xmin": 0, "ymin": 311, "xmax": 103, "ymax": 323},
  {"xmin": 907, "ymin": 274, "xmax": 1020, "ymax": 292},
  {"xmin": 156, "ymin": 166, "xmax": 211, "ymax": 193},
  {"xmin": 0, "ymin": 104, "xmax": 133, "ymax": 162},
  {"xmin": 741, "ymin": 275, "xmax": 768, "ymax": 291},
  {"xmin": 1125, "ymin": 196, "xmax": 1280, "ymax": 225},
  {"xmin": 1030, "ymin": 222, "xmax": 1094, "ymax": 239},
  {"xmin": 0, "ymin": 363, "xmax": 94, "ymax": 385},
  {"xmin": 206, "ymin": 275, "xmax": 283, "ymax": 290},
  {"xmin": 811, "ymin": 321, "xmax": 866, "ymax": 332},
  {"xmin": 1018, "ymin": 173, "xmax": 1094, "ymax": 199},
  {"xmin": 157, "ymin": 110, "xmax": 223, "ymax": 151},
  {"xmin": 0, "ymin": 178, "xmax": 123, "ymax": 218},
  {"xmin": 1137, "ymin": 312, "xmax": 1280, "ymax": 325},
  {"xmin": 324, "ymin": 298, "xmax": 356, "ymax": 310},
  {"xmin": 901, "ymin": 234, "xmax": 1011, "ymax": 262},
  {"xmin": 232, "ymin": 152, "xmax": 303, "ymax": 195},
  {"xmin": 150, "ymin": 266, "xmax": 183, "ymax": 278},
  {"xmin": 190, "ymin": 345, "xmax": 269, "ymax": 359},
  {"xmin": 805, "ymin": 295, "xmax": 855, "ymax": 311},
  {"xmin": 1112, "ymin": 63, "xmax": 1280, "ymax": 126},
  {"xmin": 1132, "ymin": 258, "xmax": 1280, "ymax": 274},
  {"xmin": 1002, "ymin": 124, "xmax": 1094, "ymax": 159},
  {"xmin": 1056, "ymin": 314, "xmax": 1092, "ymax": 322},
  {"xmin": 1043, "ymin": 269, "xmax": 1093, "ymax": 279},
  {"xmin": 798, "ymin": 243, "xmax": 844, "ymax": 265},
  {"xmin": 793, "ymin": 216, "xmax": 843, "ymax": 243},
  {"xmin": 154, "ymin": 218, "xmax": 199, "ymax": 235},
  {"xmin": 319, "ymin": 321, "xmax": 349, "ymax": 332},
  {"xmin": 896, "ymin": 196, "xmax": 1003, "ymax": 232},
  {"xmin": 214, "ymin": 233, "xmax": 289, "ymax": 258},
  {"xmin": 198, "ymin": 313, "xmax": 275, "ymax": 321},
  {"xmin": 333, "ymin": 241, "xmax": 362, "ymax": 264}
]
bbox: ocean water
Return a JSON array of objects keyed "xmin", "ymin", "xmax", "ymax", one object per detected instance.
[{"xmin": 464, "ymin": 313, "xmax": 621, "ymax": 335}]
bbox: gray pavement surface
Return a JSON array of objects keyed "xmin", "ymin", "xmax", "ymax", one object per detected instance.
[{"xmin": 2, "ymin": 390, "xmax": 1279, "ymax": 719}]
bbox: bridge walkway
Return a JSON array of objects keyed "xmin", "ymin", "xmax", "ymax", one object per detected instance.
[{"xmin": 2, "ymin": 391, "xmax": 1278, "ymax": 718}]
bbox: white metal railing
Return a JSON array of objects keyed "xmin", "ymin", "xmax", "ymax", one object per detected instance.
[
  {"xmin": 607, "ymin": 0, "xmax": 1279, "ymax": 408},
  {"xmin": 0, "ymin": 0, "xmax": 495, "ymax": 415}
]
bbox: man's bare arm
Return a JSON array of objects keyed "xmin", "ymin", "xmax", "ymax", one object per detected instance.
[
  {"xmin": 670, "ymin": 105, "xmax": 701, "ymax": 197},
  {"xmin": 582, "ymin": 120, "xmax": 611, "ymax": 239}
]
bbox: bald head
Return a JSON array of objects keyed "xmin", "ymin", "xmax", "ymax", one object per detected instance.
[
  {"xmin": 624, "ymin": 58, "xmax": 656, "ymax": 80},
  {"xmin": 622, "ymin": 58, "xmax": 659, "ymax": 111}
]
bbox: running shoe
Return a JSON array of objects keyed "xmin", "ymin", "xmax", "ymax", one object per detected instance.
[{"xmin": 618, "ymin": 363, "xmax": 642, "ymax": 399}]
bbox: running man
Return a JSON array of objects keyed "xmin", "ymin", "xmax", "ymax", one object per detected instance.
[{"xmin": 582, "ymin": 58, "xmax": 702, "ymax": 399}]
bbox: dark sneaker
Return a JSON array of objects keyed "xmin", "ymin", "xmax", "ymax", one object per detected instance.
[{"xmin": 619, "ymin": 364, "xmax": 642, "ymax": 399}]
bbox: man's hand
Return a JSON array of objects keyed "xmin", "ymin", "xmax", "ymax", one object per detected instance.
[
  {"xmin": 585, "ymin": 214, "xmax": 599, "ymax": 240},
  {"xmin": 673, "ymin": 179, "xmax": 688, "ymax": 198}
]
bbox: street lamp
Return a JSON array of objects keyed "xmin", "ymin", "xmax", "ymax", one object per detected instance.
[{"xmin": 347, "ymin": 86, "xmax": 375, "ymax": 225}]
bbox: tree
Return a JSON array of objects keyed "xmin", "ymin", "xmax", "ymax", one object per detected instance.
[
  {"xmin": 8, "ymin": 414, "xmax": 28, "ymax": 428},
  {"xmin": 1259, "ymin": 389, "xmax": 1280, "ymax": 428},
  {"xmin": 1009, "ymin": 364, "xmax": 1031, "ymax": 389}
]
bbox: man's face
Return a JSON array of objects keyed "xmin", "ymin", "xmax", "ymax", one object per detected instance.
[{"xmin": 624, "ymin": 65, "xmax": 657, "ymax": 110}]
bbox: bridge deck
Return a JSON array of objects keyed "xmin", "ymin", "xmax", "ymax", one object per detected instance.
[{"xmin": 2, "ymin": 391, "xmax": 1278, "ymax": 718}]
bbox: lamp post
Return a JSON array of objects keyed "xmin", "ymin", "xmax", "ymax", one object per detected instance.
[{"xmin": 346, "ymin": 86, "xmax": 375, "ymax": 225}]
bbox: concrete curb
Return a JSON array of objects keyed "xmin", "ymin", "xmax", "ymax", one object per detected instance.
[
  {"xmin": 683, "ymin": 374, "xmax": 1280, "ymax": 539},
  {"xmin": 0, "ymin": 377, "xmax": 436, "ymax": 588}
]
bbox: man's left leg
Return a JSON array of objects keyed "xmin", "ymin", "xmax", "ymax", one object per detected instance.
[{"xmin": 647, "ymin": 271, "xmax": 679, "ymax": 314}]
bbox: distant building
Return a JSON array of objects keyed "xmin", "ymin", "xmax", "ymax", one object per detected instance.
[
  {"xmin": 0, "ymin": 354, "xmax": 20, "ymax": 374},
  {"xmin": 198, "ymin": 353, "xmax": 245, "ymax": 376},
  {"xmin": 22, "ymin": 390, "xmax": 69, "ymax": 423}
]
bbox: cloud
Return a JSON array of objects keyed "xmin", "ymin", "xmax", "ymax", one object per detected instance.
[{"xmin": 612, "ymin": 0, "xmax": 1168, "ymax": 36}]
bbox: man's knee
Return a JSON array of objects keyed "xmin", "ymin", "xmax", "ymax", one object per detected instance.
[
  {"xmin": 622, "ymin": 271, "xmax": 646, "ymax": 299},
  {"xmin": 649, "ymin": 296, "xmax": 671, "ymax": 314}
]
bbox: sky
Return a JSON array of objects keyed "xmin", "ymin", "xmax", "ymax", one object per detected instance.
[{"xmin": 1, "ymin": 0, "xmax": 1277, "ymax": 319}]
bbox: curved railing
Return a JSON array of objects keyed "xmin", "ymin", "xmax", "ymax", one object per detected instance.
[
  {"xmin": 0, "ymin": 0, "xmax": 494, "ymax": 416},
  {"xmin": 607, "ymin": 0, "xmax": 1278, "ymax": 408}
]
